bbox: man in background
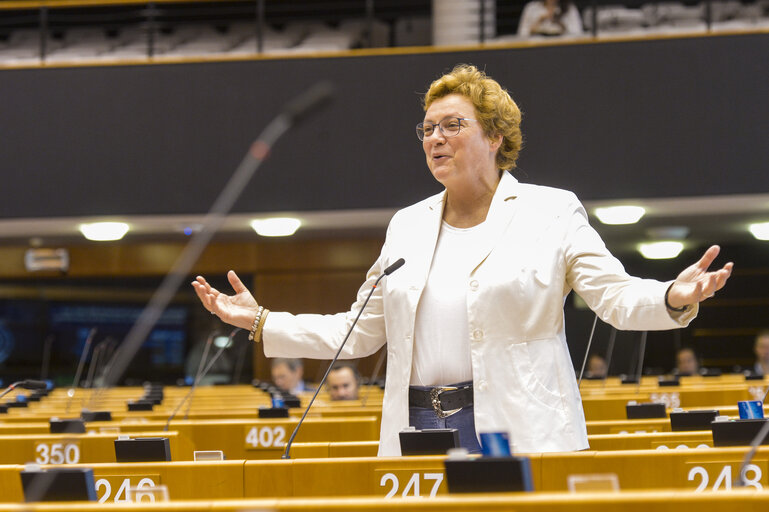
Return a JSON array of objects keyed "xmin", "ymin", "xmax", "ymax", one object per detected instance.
[
  {"xmin": 585, "ymin": 354, "xmax": 608, "ymax": 379},
  {"xmin": 326, "ymin": 363, "xmax": 360, "ymax": 401},
  {"xmin": 754, "ymin": 331, "xmax": 769, "ymax": 376},
  {"xmin": 675, "ymin": 347, "xmax": 700, "ymax": 376},
  {"xmin": 271, "ymin": 358, "xmax": 307, "ymax": 394}
]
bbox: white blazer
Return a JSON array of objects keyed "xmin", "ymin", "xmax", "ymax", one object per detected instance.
[{"xmin": 263, "ymin": 172, "xmax": 697, "ymax": 456}]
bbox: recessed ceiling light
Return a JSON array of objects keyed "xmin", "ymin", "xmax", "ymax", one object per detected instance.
[
  {"xmin": 213, "ymin": 335, "xmax": 233, "ymax": 349},
  {"xmin": 749, "ymin": 222, "xmax": 769, "ymax": 241},
  {"xmin": 594, "ymin": 206, "xmax": 646, "ymax": 225},
  {"xmin": 79, "ymin": 222, "xmax": 130, "ymax": 241},
  {"xmin": 250, "ymin": 217, "xmax": 301, "ymax": 237},
  {"xmin": 645, "ymin": 226, "xmax": 690, "ymax": 240},
  {"xmin": 638, "ymin": 241, "xmax": 684, "ymax": 259}
]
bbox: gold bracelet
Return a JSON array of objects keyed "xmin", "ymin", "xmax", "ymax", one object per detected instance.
[
  {"xmin": 248, "ymin": 306, "xmax": 265, "ymax": 341},
  {"xmin": 252, "ymin": 308, "xmax": 269, "ymax": 343}
]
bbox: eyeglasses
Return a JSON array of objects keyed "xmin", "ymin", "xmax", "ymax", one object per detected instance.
[{"xmin": 416, "ymin": 117, "xmax": 475, "ymax": 141}]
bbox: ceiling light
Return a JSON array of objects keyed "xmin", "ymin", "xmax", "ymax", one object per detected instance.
[
  {"xmin": 79, "ymin": 222, "xmax": 129, "ymax": 241},
  {"xmin": 213, "ymin": 336, "xmax": 233, "ymax": 349},
  {"xmin": 645, "ymin": 226, "xmax": 689, "ymax": 240},
  {"xmin": 749, "ymin": 222, "xmax": 769, "ymax": 241},
  {"xmin": 250, "ymin": 217, "xmax": 301, "ymax": 237},
  {"xmin": 594, "ymin": 206, "xmax": 646, "ymax": 225},
  {"xmin": 638, "ymin": 241, "xmax": 684, "ymax": 259}
]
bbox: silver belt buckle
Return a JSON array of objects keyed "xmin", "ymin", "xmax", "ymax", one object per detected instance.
[{"xmin": 430, "ymin": 386, "xmax": 461, "ymax": 418}]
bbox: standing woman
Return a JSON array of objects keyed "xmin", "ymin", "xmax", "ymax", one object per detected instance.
[{"xmin": 193, "ymin": 65, "xmax": 732, "ymax": 456}]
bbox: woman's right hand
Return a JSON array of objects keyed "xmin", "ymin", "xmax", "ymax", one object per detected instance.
[{"xmin": 192, "ymin": 270, "xmax": 259, "ymax": 330}]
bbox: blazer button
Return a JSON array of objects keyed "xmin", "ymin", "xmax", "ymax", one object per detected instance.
[
  {"xmin": 472, "ymin": 329, "xmax": 483, "ymax": 341},
  {"xmin": 469, "ymin": 280, "xmax": 479, "ymax": 291},
  {"xmin": 477, "ymin": 380, "xmax": 487, "ymax": 391}
]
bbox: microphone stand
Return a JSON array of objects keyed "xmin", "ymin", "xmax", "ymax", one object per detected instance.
[
  {"xmin": 282, "ymin": 258, "xmax": 404, "ymax": 459},
  {"xmin": 361, "ymin": 346, "xmax": 387, "ymax": 407},
  {"xmin": 602, "ymin": 328, "xmax": 617, "ymax": 388},
  {"xmin": 183, "ymin": 328, "xmax": 240, "ymax": 420},
  {"xmin": 64, "ymin": 327, "xmax": 97, "ymax": 413},
  {"xmin": 98, "ymin": 81, "xmax": 334, "ymax": 390},
  {"xmin": 165, "ymin": 328, "xmax": 239, "ymax": 431},
  {"xmin": 635, "ymin": 331, "xmax": 648, "ymax": 393},
  {"xmin": 577, "ymin": 314, "xmax": 599, "ymax": 387},
  {"xmin": 232, "ymin": 329, "xmax": 251, "ymax": 384}
]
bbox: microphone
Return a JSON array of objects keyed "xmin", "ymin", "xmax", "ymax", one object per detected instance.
[
  {"xmin": 384, "ymin": 258, "xmax": 405, "ymax": 275},
  {"xmin": 183, "ymin": 328, "xmax": 240, "ymax": 420},
  {"xmin": 602, "ymin": 327, "xmax": 617, "ymax": 388},
  {"xmin": 733, "ymin": 377, "xmax": 769, "ymax": 485},
  {"xmin": 361, "ymin": 346, "xmax": 387, "ymax": 407},
  {"xmin": 19, "ymin": 380, "xmax": 48, "ymax": 390},
  {"xmin": 65, "ymin": 327, "xmax": 97, "ymax": 413},
  {"xmin": 0, "ymin": 380, "xmax": 49, "ymax": 399},
  {"xmin": 164, "ymin": 328, "xmax": 240, "ymax": 431},
  {"xmin": 635, "ymin": 331, "xmax": 648, "ymax": 392},
  {"xmin": 282, "ymin": 257, "xmax": 405, "ymax": 459},
  {"xmin": 734, "ymin": 417, "xmax": 769, "ymax": 487},
  {"xmin": 282, "ymin": 81, "xmax": 335, "ymax": 126},
  {"xmin": 99, "ymin": 81, "xmax": 335, "ymax": 390},
  {"xmin": 232, "ymin": 329, "xmax": 252, "ymax": 384},
  {"xmin": 577, "ymin": 314, "xmax": 599, "ymax": 387}
]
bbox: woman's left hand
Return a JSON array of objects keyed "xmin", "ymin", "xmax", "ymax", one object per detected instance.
[{"xmin": 667, "ymin": 245, "xmax": 734, "ymax": 309}]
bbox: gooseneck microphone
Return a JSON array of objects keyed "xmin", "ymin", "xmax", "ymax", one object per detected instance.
[
  {"xmin": 602, "ymin": 327, "xmax": 618, "ymax": 388},
  {"xmin": 577, "ymin": 314, "xmax": 599, "ymax": 387},
  {"xmin": 183, "ymin": 328, "xmax": 240, "ymax": 420},
  {"xmin": 282, "ymin": 257, "xmax": 405, "ymax": 459},
  {"xmin": 64, "ymin": 327, "xmax": 97, "ymax": 413},
  {"xmin": 164, "ymin": 328, "xmax": 241, "ymax": 431},
  {"xmin": 635, "ymin": 331, "xmax": 648, "ymax": 392},
  {"xmin": 735, "ymin": 418, "xmax": 769, "ymax": 487},
  {"xmin": 361, "ymin": 347, "xmax": 387, "ymax": 407},
  {"xmin": 0, "ymin": 380, "xmax": 48, "ymax": 399},
  {"xmin": 97, "ymin": 82, "xmax": 335, "ymax": 390}
]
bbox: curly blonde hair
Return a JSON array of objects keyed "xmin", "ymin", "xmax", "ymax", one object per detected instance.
[{"xmin": 423, "ymin": 64, "xmax": 522, "ymax": 170}]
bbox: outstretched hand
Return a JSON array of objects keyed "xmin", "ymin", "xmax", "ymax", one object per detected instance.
[
  {"xmin": 191, "ymin": 271, "xmax": 258, "ymax": 330},
  {"xmin": 667, "ymin": 245, "xmax": 733, "ymax": 310}
]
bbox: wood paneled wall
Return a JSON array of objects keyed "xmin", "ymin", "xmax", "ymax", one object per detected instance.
[{"xmin": 0, "ymin": 235, "xmax": 388, "ymax": 384}]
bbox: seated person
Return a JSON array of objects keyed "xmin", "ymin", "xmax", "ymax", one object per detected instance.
[
  {"xmin": 754, "ymin": 331, "xmax": 769, "ymax": 376},
  {"xmin": 271, "ymin": 358, "xmax": 308, "ymax": 394},
  {"xmin": 326, "ymin": 363, "xmax": 360, "ymax": 401},
  {"xmin": 675, "ymin": 347, "xmax": 700, "ymax": 376},
  {"xmin": 517, "ymin": 0, "xmax": 583, "ymax": 37},
  {"xmin": 585, "ymin": 354, "xmax": 608, "ymax": 379}
]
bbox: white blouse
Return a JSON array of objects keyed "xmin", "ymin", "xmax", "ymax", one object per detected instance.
[{"xmin": 410, "ymin": 220, "xmax": 489, "ymax": 386}]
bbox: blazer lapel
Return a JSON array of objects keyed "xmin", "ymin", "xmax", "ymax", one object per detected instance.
[
  {"xmin": 470, "ymin": 171, "xmax": 521, "ymax": 273},
  {"xmin": 405, "ymin": 191, "xmax": 445, "ymax": 292}
]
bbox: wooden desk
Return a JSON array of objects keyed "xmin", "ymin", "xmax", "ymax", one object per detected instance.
[
  {"xmin": 0, "ymin": 491, "xmax": 766, "ymax": 511},
  {"xmin": 0, "ymin": 460, "xmax": 245, "ymax": 503},
  {"xmin": 288, "ymin": 430, "xmax": 716, "ymax": 458},
  {"xmin": 0, "ymin": 431, "xmax": 191, "ymax": 465},
  {"xmin": 1, "ymin": 446, "xmax": 769, "ymax": 502},
  {"xmin": 0, "ymin": 417, "xmax": 379, "ymax": 460}
]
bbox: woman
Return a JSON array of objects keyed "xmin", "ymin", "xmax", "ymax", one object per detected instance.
[
  {"xmin": 193, "ymin": 65, "xmax": 732, "ymax": 456},
  {"xmin": 517, "ymin": 0, "xmax": 583, "ymax": 37}
]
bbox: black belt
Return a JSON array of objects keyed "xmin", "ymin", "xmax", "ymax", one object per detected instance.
[{"xmin": 408, "ymin": 384, "xmax": 473, "ymax": 418}]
